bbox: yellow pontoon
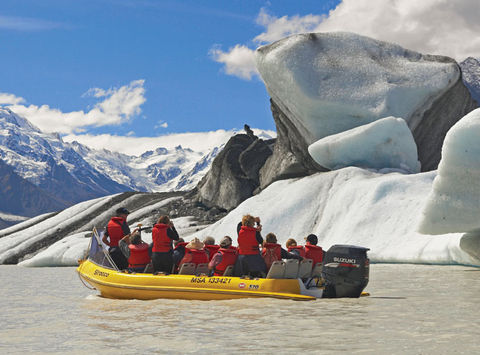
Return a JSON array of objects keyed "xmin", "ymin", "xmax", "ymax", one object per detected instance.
[{"xmin": 77, "ymin": 259, "xmax": 319, "ymax": 301}]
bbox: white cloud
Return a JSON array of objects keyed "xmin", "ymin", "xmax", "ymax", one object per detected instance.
[
  {"xmin": 64, "ymin": 130, "xmax": 234, "ymax": 156},
  {"xmin": 154, "ymin": 121, "xmax": 168, "ymax": 129},
  {"xmin": 6, "ymin": 80, "xmax": 146, "ymax": 134},
  {"xmin": 210, "ymin": 44, "xmax": 258, "ymax": 80},
  {"xmin": 316, "ymin": 0, "xmax": 480, "ymax": 61},
  {"xmin": 63, "ymin": 129, "xmax": 276, "ymax": 156},
  {"xmin": 213, "ymin": 1, "xmax": 480, "ymax": 79},
  {"xmin": 0, "ymin": 93, "xmax": 26, "ymax": 105},
  {"xmin": 254, "ymin": 8, "xmax": 325, "ymax": 44}
]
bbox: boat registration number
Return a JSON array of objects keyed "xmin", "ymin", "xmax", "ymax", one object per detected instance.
[{"xmin": 191, "ymin": 277, "xmax": 231, "ymax": 284}]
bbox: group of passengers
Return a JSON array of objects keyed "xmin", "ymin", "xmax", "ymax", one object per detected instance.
[{"xmin": 102, "ymin": 207, "xmax": 323, "ymax": 277}]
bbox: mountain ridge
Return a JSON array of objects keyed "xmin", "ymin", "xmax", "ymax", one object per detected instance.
[{"xmin": 0, "ymin": 107, "xmax": 274, "ymax": 222}]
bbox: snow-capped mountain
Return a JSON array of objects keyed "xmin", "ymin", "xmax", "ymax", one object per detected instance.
[
  {"xmin": 460, "ymin": 57, "xmax": 480, "ymax": 104},
  {"xmin": 71, "ymin": 143, "xmax": 222, "ymax": 193},
  {"xmin": 0, "ymin": 107, "xmax": 129, "ymax": 214},
  {"xmin": 0, "ymin": 107, "xmax": 275, "ymax": 221}
]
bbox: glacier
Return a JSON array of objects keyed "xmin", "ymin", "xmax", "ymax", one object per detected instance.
[
  {"xmin": 20, "ymin": 165, "xmax": 480, "ymax": 267},
  {"xmin": 308, "ymin": 116, "xmax": 421, "ymax": 173},
  {"xmin": 193, "ymin": 168, "xmax": 479, "ymax": 266}
]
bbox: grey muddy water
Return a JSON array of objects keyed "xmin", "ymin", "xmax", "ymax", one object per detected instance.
[{"xmin": 0, "ymin": 264, "xmax": 479, "ymax": 354}]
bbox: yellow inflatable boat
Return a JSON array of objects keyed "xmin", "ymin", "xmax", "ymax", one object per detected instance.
[
  {"xmin": 77, "ymin": 259, "xmax": 319, "ymax": 301},
  {"xmin": 77, "ymin": 228, "xmax": 369, "ymax": 301}
]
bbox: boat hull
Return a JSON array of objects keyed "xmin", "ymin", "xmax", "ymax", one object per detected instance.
[{"xmin": 77, "ymin": 260, "xmax": 317, "ymax": 301}]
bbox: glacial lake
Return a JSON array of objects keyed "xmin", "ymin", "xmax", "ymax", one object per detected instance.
[{"xmin": 0, "ymin": 264, "xmax": 479, "ymax": 354}]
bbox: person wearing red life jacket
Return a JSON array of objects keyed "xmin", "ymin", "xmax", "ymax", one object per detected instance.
[
  {"xmin": 203, "ymin": 236, "xmax": 220, "ymax": 262},
  {"xmin": 102, "ymin": 207, "xmax": 139, "ymax": 270},
  {"xmin": 262, "ymin": 233, "xmax": 303, "ymax": 270},
  {"xmin": 304, "ymin": 234, "xmax": 324, "ymax": 266},
  {"xmin": 286, "ymin": 238, "xmax": 306, "ymax": 258},
  {"xmin": 209, "ymin": 236, "xmax": 238, "ymax": 276},
  {"xmin": 234, "ymin": 214, "xmax": 267, "ymax": 277},
  {"xmin": 118, "ymin": 232, "xmax": 151, "ymax": 272},
  {"xmin": 151, "ymin": 215, "xmax": 179, "ymax": 274},
  {"xmin": 179, "ymin": 238, "xmax": 209, "ymax": 268}
]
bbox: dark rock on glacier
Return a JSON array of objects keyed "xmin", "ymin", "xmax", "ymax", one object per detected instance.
[
  {"xmin": 195, "ymin": 133, "xmax": 272, "ymax": 210},
  {"xmin": 412, "ymin": 76, "xmax": 478, "ymax": 171},
  {"xmin": 259, "ymin": 100, "xmax": 326, "ymax": 189}
]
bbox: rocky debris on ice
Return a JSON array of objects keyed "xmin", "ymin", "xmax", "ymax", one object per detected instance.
[{"xmin": 0, "ymin": 190, "xmax": 226, "ymax": 265}]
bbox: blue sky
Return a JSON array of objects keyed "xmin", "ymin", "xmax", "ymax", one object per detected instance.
[
  {"xmin": 0, "ymin": 1, "xmax": 339, "ymax": 136},
  {"xmin": 0, "ymin": 0, "xmax": 478, "ymax": 154}
]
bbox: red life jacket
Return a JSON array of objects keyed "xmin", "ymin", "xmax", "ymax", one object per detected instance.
[
  {"xmin": 152, "ymin": 223, "xmax": 173, "ymax": 252},
  {"xmin": 288, "ymin": 245, "xmax": 306, "ymax": 257},
  {"xmin": 174, "ymin": 241, "xmax": 188, "ymax": 250},
  {"xmin": 238, "ymin": 226, "xmax": 260, "ymax": 255},
  {"xmin": 305, "ymin": 244, "xmax": 323, "ymax": 265},
  {"xmin": 261, "ymin": 243, "xmax": 282, "ymax": 269},
  {"xmin": 214, "ymin": 248, "xmax": 237, "ymax": 276},
  {"xmin": 107, "ymin": 217, "xmax": 127, "ymax": 247},
  {"xmin": 128, "ymin": 242, "xmax": 151, "ymax": 269},
  {"xmin": 180, "ymin": 248, "xmax": 209, "ymax": 266},
  {"xmin": 204, "ymin": 245, "xmax": 220, "ymax": 261}
]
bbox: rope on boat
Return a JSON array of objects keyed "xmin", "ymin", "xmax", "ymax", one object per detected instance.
[{"xmin": 78, "ymin": 271, "xmax": 96, "ymax": 290}]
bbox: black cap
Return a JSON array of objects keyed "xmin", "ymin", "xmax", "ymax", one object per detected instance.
[
  {"xmin": 116, "ymin": 207, "xmax": 130, "ymax": 215},
  {"xmin": 305, "ymin": 234, "xmax": 318, "ymax": 245}
]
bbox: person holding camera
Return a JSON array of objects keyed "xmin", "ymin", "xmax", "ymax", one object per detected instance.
[
  {"xmin": 234, "ymin": 214, "xmax": 267, "ymax": 277},
  {"xmin": 102, "ymin": 207, "xmax": 139, "ymax": 270}
]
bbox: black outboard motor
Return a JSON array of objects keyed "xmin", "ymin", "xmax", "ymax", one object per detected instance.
[{"xmin": 321, "ymin": 245, "xmax": 370, "ymax": 298}]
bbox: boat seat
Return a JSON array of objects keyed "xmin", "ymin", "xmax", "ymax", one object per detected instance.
[
  {"xmin": 223, "ymin": 265, "xmax": 234, "ymax": 276},
  {"xmin": 284, "ymin": 259, "xmax": 299, "ymax": 279},
  {"xmin": 195, "ymin": 263, "xmax": 209, "ymax": 275},
  {"xmin": 266, "ymin": 260, "xmax": 285, "ymax": 279},
  {"xmin": 298, "ymin": 259, "xmax": 313, "ymax": 279},
  {"xmin": 311, "ymin": 262, "xmax": 323, "ymax": 278},
  {"xmin": 179, "ymin": 263, "xmax": 196, "ymax": 275}
]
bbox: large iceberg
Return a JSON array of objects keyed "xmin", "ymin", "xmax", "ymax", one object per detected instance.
[
  {"xmin": 255, "ymin": 32, "xmax": 476, "ymax": 186},
  {"xmin": 418, "ymin": 108, "xmax": 480, "ymax": 235},
  {"xmin": 308, "ymin": 116, "xmax": 420, "ymax": 173},
  {"xmin": 255, "ymin": 32, "xmax": 458, "ymax": 143}
]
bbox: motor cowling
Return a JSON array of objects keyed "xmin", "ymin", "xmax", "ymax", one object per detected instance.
[{"xmin": 321, "ymin": 244, "xmax": 370, "ymax": 298}]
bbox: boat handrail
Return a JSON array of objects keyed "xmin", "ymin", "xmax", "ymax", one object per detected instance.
[{"xmin": 87, "ymin": 227, "xmax": 119, "ymax": 271}]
